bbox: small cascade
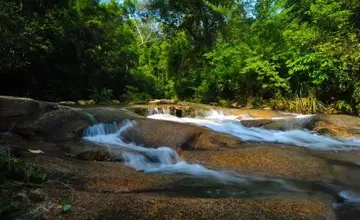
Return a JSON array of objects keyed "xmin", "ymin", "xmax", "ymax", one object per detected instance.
[
  {"xmin": 82, "ymin": 121, "xmax": 297, "ymax": 189},
  {"xmin": 339, "ymin": 190, "xmax": 360, "ymax": 203},
  {"xmin": 203, "ymin": 109, "xmax": 238, "ymax": 120},
  {"xmin": 147, "ymin": 107, "xmax": 171, "ymax": 116},
  {"xmin": 145, "ymin": 107, "xmax": 233, "ymax": 119},
  {"xmin": 147, "ymin": 114, "xmax": 360, "ymax": 150}
]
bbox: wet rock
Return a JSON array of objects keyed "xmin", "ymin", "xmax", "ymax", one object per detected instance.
[
  {"xmin": 240, "ymin": 114, "xmax": 360, "ymax": 138},
  {"xmin": 231, "ymin": 102, "xmax": 239, "ymax": 108},
  {"xmin": 240, "ymin": 119, "xmax": 274, "ymax": 128},
  {"xmin": 240, "ymin": 117, "xmax": 310, "ymax": 131},
  {"xmin": 58, "ymin": 101, "xmax": 76, "ymax": 106},
  {"xmin": 310, "ymin": 114, "xmax": 360, "ymax": 138},
  {"xmin": 0, "ymin": 96, "xmax": 138, "ymax": 142},
  {"xmin": 182, "ymin": 145, "xmax": 360, "ymax": 189},
  {"xmin": 110, "ymin": 100, "xmax": 121, "ymax": 105},
  {"xmin": 77, "ymin": 100, "xmax": 87, "ymax": 105},
  {"xmin": 122, "ymin": 118, "xmax": 242, "ymax": 150},
  {"xmin": 17, "ymin": 147, "xmax": 333, "ymax": 220},
  {"xmin": 149, "ymin": 99, "xmax": 178, "ymax": 105},
  {"xmin": 232, "ymin": 109, "xmax": 295, "ymax": 119}
]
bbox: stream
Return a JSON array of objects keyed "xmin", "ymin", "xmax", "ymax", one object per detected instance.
[{"xmin": 82, "ymin": 109, "xmax": 360, "ymax": 219}]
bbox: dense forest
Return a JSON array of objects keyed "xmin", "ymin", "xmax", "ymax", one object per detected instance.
[{"xmin": 1, "ymin": 0, "xmax": 360, "ymax": 113}]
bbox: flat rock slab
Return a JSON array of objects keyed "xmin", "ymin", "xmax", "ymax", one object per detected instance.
[
  {"xmin": 182, "ymin": 145, "xmax": 360, "ymax": 189},
  {"xmin": 240, "ymin": 114, "xmax": 360, "ymax": 138},
  {"xmin": 41, "ymin": 189, "xmax": 332, "ymax": 220}
]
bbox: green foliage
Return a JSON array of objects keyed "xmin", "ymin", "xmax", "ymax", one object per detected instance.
[
  {"xmin": 218, "ymin": 99, "xmax": 230, "ymax": 107},
  {"xmin": 0, "ymin": 147, "xmax": 48, "ymax": 219},
  {"xmin": 88, "ymin": 87, "xmax": 114, "ymax": 104},
  {"xmin": 334, "ymin": 100, "xmax": 353, "ymax": 114},
  {"xmin": 0, "ymin": 148, "xmax": 48, "ymax": 183},
  {"xmin": 1, "ymin": 0, "xmax": 360, "ymax": 113},
  {"xmin": 121, "ymin": 86, "xmax": 152, "ymax": 104},
  {"xmin": 61, "ymin": 201, "xmax": 71, "ymax": 213},
  {"xmin": 272, "ymin": 94, "xmax": 324, "ymax": 114}
]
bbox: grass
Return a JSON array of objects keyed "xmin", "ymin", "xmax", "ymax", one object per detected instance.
[
  {"xmin": 0, "ymin": 147, "xmax": 48, "ymax": 184},
  {"xmin": 269, "ymin": 94, "xmax": 326, "ymax": 114},
  {"xmin": 0, "ymin": 146, "xmax": 48, "ymax": 219}
]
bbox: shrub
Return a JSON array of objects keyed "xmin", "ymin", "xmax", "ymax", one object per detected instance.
[
  {"xmin": 334, "ymin": 100, "xmax": 352, "ymax": 114},
  {"xmin": 88, "ymin": 87, "xmax": 114, "ymax": 104},
  {"xmin": 121, "ymin": 86, "xmax": 152, "ymax": 104},
  {"xmin": 218, "ymin": 99, "xmax": 230, "ymax": 107}
]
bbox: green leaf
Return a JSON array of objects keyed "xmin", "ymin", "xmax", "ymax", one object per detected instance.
[{"xmin": 62, "ymin": 201, "xmax": 71, "ymax": 213}]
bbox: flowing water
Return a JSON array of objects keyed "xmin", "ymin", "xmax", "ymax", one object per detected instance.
[
  {"xmin": 82, "ymin": 109, "xmax": 360, "ymax": 218},
  {"xmin": 83, "ymin": 121, "xmax": 297, "ymax": 191},
  {"xmin": 148, "ymin": 110, "xmax": 360, "ymax": 150}
]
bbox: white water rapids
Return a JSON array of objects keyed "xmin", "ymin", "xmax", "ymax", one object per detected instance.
[
  {"xmin": 83, "ymin": 120, "xmax": 297, "ymax": 190},
  {"xmin": 148, "ymin": 110, "xmax": 360, "ymax": 150},
  {"xmin": 82, "ymin": 110, "xmax": 360, "ymax": 204}
]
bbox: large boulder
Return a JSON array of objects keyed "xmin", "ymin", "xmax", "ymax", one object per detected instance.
[
  {"xmin": 122, "ymin": 118, "xmax": 243, "ymax": 150},
  {"xmin": 240, "ymin": 114, "xmax": 360, "ymax": 138},
  {"xmin": 0, "ymin": 96, "xmax": 88, "ymax": 141},
  {"xmin": 148, "ymin": 99, "xmax": 178, "ymax": 105},
  {"xmin": 0, "ymin": 96, "xmax": 138, "ymax": 142},
  {"xmin": 1, "ymin": 96, "xmax": 243, "ymax": 149}
]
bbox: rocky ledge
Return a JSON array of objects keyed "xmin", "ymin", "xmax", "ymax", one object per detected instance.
[{"xmin": 1, "ymin": 96, "xmax": 360, "ymax": 219}]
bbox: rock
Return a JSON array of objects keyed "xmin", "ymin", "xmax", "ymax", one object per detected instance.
[
  {"xmin": 240, "ymin": 119, "xmax": 274, "ymax": 128},
  {"xmin": 77, "ymin": 100, "xmax": 87, "ymax": 105},
  {"xmin": 110, "ymin": 100, "xmax": 121, "ymax": 105},
  {"xmin": 231, "ymin": 102, "xmax": 239, "ymax": 108},
  {"xmin": 122, "ymin": 118, "xmax": 242, "ymax": 150},
  {"xmin": 46, "ymin": 189, "xmax": 331, "ymax": 220},
  {"xmin": 13, "ymin": 108, "xmax": 90, "ymax": 141},
  {"xmin": 0, "ymin": 96, "xmax": 39, "ymax": 117},
  {"xmin": 231, "ymin": 109, "xmax": 295, "ymax": 119},
  {"xmin": 182, "ymin": 145, "xmax": 360, "ymax": 189},
  {"xmin": 0, "ymin": 96, "xmax": 138, "ymax": 142},
  {"xmin": 87, "ymin": 100, "xmax": 96, "ymax": 105},
  {"xmin": 58, "ymin": 101, "xmax": 76, "ymax": 106},
  {"xmin": 1, "ymin": 96, "xmax": 241, "ymax": 148},
  {"xmin": 149, "ymin": 99, "xmax": 178, "ymax": 105},
  {"xmin": 311, "ymin": 114, "xmax": 360, "ymax": 138},
  {"xmin": 59, "ymin": 141, "xmax": 111, "ymax": 161},
  {"xmin": 240, "ymin": 114, "xmax": 360, "ymax": 138},
  {"xmin": 14, "ymin": 143, "xmax": 334, "ymax": 220}
]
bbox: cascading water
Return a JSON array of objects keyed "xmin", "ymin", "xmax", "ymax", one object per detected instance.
[
  {"xmin": 148, "ymin": 113, "xmax": 360, "ymax": 150},
  {"xmin": 82, "ymin": 120, "xmax": 297, "ymax": 190},
  {"xmin": 147, "ymin": 107, "xmax": 171, "ymax": 116},
  {"xmin": 82, "ymin": 119, "xmax": 360, "ymax": 211}
]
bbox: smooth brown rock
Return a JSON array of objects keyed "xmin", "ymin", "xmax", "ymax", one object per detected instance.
[
  {"xmin": 231, "ymin": 109, "xmax": 295, "ymax": 119},
  {"xmin": 59, "ymin": 101, "xmax": 76, "ymax": 105},
  {"xmin": 77, "ymin": 100, "xmax": 87, "ymax": 105},
  {"xmin": 0, "ymin": 96, "xmax": 139, "ymax": 141},
  {"xmin": 5, "ymin": 140, "xmax": 334, "ymax": 220},
  {"xmin": 42, "ymin": 189, "xmax": 331, "ymax": 220},
  {"xmin": 240, "ymin": 114, "xmax": 360, "ymax": 138},
  {"xmin": 149, "ymin": 99, "xmax": 178, "ymax": 105},
  {"xmin": 182, "ymin": 145, "xmax": 360, "ymax": 189},
  {"xmin": 122, "ymin": 118, "xmax": 242, "ymax": 150}
]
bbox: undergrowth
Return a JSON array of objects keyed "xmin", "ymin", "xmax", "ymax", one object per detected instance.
[
  {"xmin": 0, "ymin": 147, "xmax": 48, "ymax": 219},
  {"xmin": 0, "ymin": 147, "xmax": 48, "ymax": 183}
]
